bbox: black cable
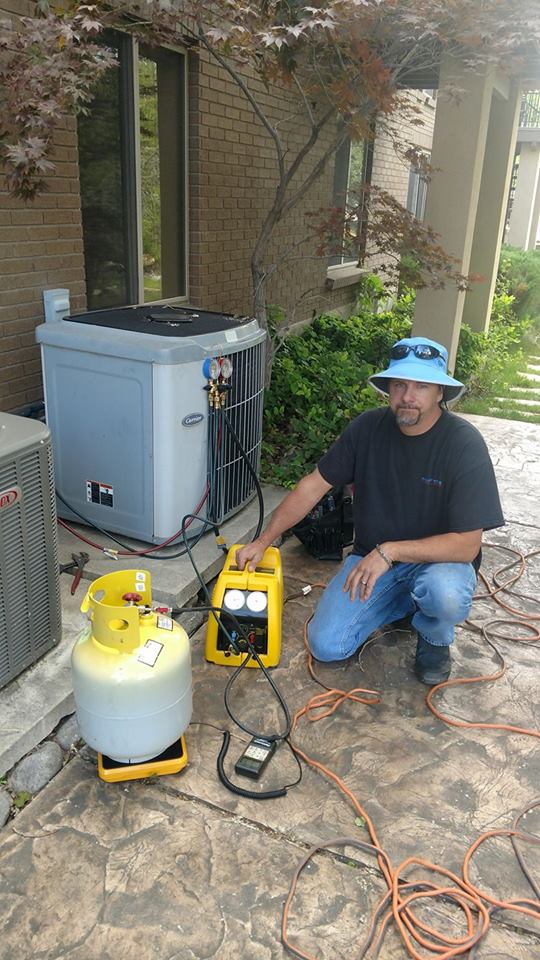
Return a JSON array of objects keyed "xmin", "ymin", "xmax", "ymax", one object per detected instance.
[
  {"xmin": 177, "ymin": 395, "xmax": 294, "ymax": 795},
  {"xmin": 207, "ymin": 405, "xmax": 218, "ymax": 526},
  {"xmin": 176, "ymin": 603, "xmax": 292, "ymax": 742},
  {"xmin": 56, "ymin": 489, "xmax": 140, "ymax": 552},
  {"xmin": 189, "ymin": 723, "xmax": 302, "ymax": 791},
  {"xmin": 180, "ymin": 512, "xmax": 292, "ymax": 739},
  {"xmin": 56, "ymin": 489, "xmax": 209, "ymax": 561},
  {"xmin": 180, "ymin": 510, "xmax": 297, "ymax": 798},
  {"xmin": 223, "ymin": 649, "xmax": 292, "ymax": 741},
  {"xmin": 189, "ymin": 719, "xmax": 247, "ymax": 744},
  {"xmin": 207, "ymin": 405, "xmax": 228, "ymax": 553},
  {"xmin": 181, "ymin": 513, "xmax": 221, "ymax": 596},
  {"xmin": 174, "ymin": 601, "xmax": 251, "ymax": 654},
  {"xmin": 222, "ymin": 407, "xmax": 265, "ymax": 541}
]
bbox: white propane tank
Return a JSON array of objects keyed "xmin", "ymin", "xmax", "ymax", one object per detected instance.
[{"xmin": 72, "ymin": 569, "xmax": 192, "ymax": 763}]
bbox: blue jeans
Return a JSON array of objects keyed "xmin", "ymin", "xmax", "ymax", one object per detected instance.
[{"xmin": 308, "ymin": 554, "xmax": 477, "ymax": 661}]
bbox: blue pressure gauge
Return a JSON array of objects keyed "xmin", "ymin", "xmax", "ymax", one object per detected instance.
[{"xmin": 203, "ymin": 357, "xmax": 220, "ymax": 379}]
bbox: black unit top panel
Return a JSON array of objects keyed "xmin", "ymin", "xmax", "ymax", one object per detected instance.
[{"xmin": 66, "ymin": 304, "xmax": 253, "ymax": 337}]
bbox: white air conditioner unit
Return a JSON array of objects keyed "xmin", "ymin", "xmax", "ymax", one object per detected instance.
[
  {"xmin": 36, "ymin": 305, "xmax": 266, "ymax": 544},
  {"xmin": 0, "ymin": 414, "xmax": 61, "ymax": 689}
]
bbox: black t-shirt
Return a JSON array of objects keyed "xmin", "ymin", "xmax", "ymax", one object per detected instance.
[{"xmin": 318, "ymin": 408, "xmax": 504, "ymax": 565}]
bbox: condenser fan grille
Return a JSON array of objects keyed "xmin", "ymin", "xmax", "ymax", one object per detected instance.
[
  {"xmin": 0, "ymin": 425, "xmax": 61, "ymax": 689},
  {"xmin": 216, "ymin": 340, "xmax": 265, "ymax": 519}
]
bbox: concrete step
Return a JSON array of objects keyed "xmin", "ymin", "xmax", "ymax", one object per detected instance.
[
  {"xmin": 494, "ymin": 396, "xmax": 540, "ymax": 407},
  {"xmin": 487, "ymin": 406, "xmax": 540, "ymax": 420},
  {"xmin": 507, "ymin": 385, "xmax": 540, "ymax": 394}
]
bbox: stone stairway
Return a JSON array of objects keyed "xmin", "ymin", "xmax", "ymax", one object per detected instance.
[{"xmin": 489, "ymin": 354, "xmax": 540, "ymax": 424}]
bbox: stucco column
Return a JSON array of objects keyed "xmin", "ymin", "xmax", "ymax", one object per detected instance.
[
  {"xmin": 462, "ymin": 83, "xmax": 522, "ymax": 333},
  {"xmin": 412, "ymin": 57, "xmax": 494, "ymax": 371},
  {"xmin": 506, "ymin": 142, "xmax": 540, "ymax": 250}
]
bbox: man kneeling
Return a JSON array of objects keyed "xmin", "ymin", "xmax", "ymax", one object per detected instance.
[{"xmin": 237, "ymin": 337, "xmax": 504, "ymax": 685}]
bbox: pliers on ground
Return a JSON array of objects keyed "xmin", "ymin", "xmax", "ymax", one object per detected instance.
[{"xmin": 59, "ymin": 552, "xmax": 90, "ymax": 595}]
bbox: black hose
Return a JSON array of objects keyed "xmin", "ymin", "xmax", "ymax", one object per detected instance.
[
  {"xmin": 56, "ymin": 489, "xmax": 208, "ymax": 560},
  {"xmin": 222, "ymin": 407, "xmax": 265, "ymax": 541}
]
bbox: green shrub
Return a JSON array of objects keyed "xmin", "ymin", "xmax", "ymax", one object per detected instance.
[
  {"xmin": 454, "ymin": 323, "xmax": 514, "ymax": 398},
  {"xmin": 497, "ymin": 246, "xmax": 540, "ymax": 326},
  {"xmin": 262, "ymin": 252, "xmax": 539, "ymax": 488},
  {"xmin": 455, "ymin": 285, "xmax": 531, "ymax": 400},
  {"xmin": 261, "ymin": 290, "xmax": 413, "ymax": 486}
]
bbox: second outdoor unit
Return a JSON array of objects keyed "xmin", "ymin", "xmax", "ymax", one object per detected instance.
[
  {"xmin": 36, "ymin": 305, "xmax": 266, "ymax": 544},
  {"xmin": 0, "ymin": 413, "xmax": 61, "ymax": 689}
]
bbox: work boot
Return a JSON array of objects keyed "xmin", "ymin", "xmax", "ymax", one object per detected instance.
[
  {"xmin": 414, "ymin": 635, "xmax": 451, "ymax": 686},
  {"xmin": 392, "ymin": 615, "xmax": 416, "ymax": 634}
]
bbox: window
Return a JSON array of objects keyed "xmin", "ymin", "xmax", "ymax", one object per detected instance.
[
  {"xmin": 331, "ymin": 137, "xmax": 372, "ymax": 265},
  {"xmin": 406, "ymin": 164, "xmax": 428, "ymax": 221},
  {"xmin": 78, "ymin": 34, "xmax": 187, "ymax": 310}
]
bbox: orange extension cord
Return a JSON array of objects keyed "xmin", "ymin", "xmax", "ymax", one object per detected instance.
[{"xmin": 281, "ymin": 543, "xmax": 540, "ymax": 959}]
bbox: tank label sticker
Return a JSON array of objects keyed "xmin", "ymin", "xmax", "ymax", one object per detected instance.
[
  {"xmin": 157, "ymin": 615, "xmax": 173, "ymax": 631},
  {"xmin": 137, "ymin": 639, "xmax": 163, "ymax": 667},
  {"xmin": 86, "ymin": 480, "xmax": 114, "ymax": 508}
]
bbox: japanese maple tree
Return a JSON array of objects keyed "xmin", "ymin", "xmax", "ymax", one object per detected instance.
[{"xmin": 1, "ymin": 0, "xmax": 538, "ymax": 348}]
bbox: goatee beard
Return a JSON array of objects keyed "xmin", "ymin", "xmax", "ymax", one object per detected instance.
[{"xmin": 395, "ymin": 407, "xmax": 420, "ymax": 426}]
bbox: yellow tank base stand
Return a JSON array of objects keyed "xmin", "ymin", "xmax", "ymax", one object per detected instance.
[
  {"xmin": 97, "ymin": 735, "xmax": 188, "ymax": 783},
  {"xmin": 205, "ymin": 544, "xmax": 283, "ymax": 668}
]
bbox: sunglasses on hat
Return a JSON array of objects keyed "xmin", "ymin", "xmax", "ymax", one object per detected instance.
[{"xmin": 390, "ymin": 343, "xmax": 443, "ymax": 361}]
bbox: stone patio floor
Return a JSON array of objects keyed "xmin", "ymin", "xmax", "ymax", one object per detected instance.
[{"xmin": 0, "ymin": 414, "xmax": 539, "ymax": 960}]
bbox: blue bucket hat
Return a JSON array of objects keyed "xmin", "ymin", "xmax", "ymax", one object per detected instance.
[{"xmin": 368, "ymin": 336, "xmax": 465, "ymax": 404}]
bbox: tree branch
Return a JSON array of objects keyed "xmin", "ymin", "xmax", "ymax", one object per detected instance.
[
  {"xmin": 282, "ymin": 128, "xmax": 349, "ymax": 218},
  {"xmin": 195, "ymin": 22, "xmax": 286, "ymax": 182},
  {"xmin": 291, "ymin": 71, "xmax": 316, "ymax": 128}
]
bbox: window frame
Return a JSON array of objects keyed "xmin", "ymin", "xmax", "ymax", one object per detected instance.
[
  {"xmin": 78, "ymin": 32, "xmax": 189, "ymax": 309},
  {"xmin": 330, "ymin": 135, "xmax": 373, "ymax": 267},
  {"xmin": 406, "ymin": 161, "xmax": 429, "ymax": 222}
]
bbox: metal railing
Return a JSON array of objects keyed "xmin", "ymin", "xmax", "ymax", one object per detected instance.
[{"xmin": 520, "ymin": 91, "xmax": 540, "ymax": 129}]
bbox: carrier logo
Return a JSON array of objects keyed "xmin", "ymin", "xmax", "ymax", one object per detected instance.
[
  {"xmin": 0, "ymin": 486, "xmax": 21, "ymax": 512},
  {"xmin": 182, "ymin": 413, "xmax": 204, "ymax": 427}
]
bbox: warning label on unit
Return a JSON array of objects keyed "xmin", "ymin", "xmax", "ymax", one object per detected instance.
[
  {"xmin": 157, "ymin": 616, "xmax": 173, "ymax": 631},
  {"xmin": 86, "ymin": 480, "xmax": 114, "ymax": 508},
  {"xmin": 137, "ymin": 639, "xmax": 163, "ymax": 667}
]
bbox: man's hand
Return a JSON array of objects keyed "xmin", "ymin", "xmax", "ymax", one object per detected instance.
[
  {"xmin": 236, "ymin": 540, "xmax": 267, "ymax": 572},
  {"xmin": 343, "ymin": 550, "xmax": 390, "ymax": 601}
]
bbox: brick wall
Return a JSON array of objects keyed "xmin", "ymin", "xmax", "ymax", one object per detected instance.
[
  {"xmin": 370, "ymin": 91, "xmax": 436, "ymax": 208},
  {"xmin": 364, "ymin": 91, "xmax": 435, "ymax": 280},
  {"xmin": 1, "ymin": 9, "xmax": 431, "ymax": 411},
  {"xmin": 1, "ymin": 1, "xmax": 86, "ymax": 411},
  {"xmin": 188, "ymin": 48, "xmax": 353, "ymax": 325}
]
